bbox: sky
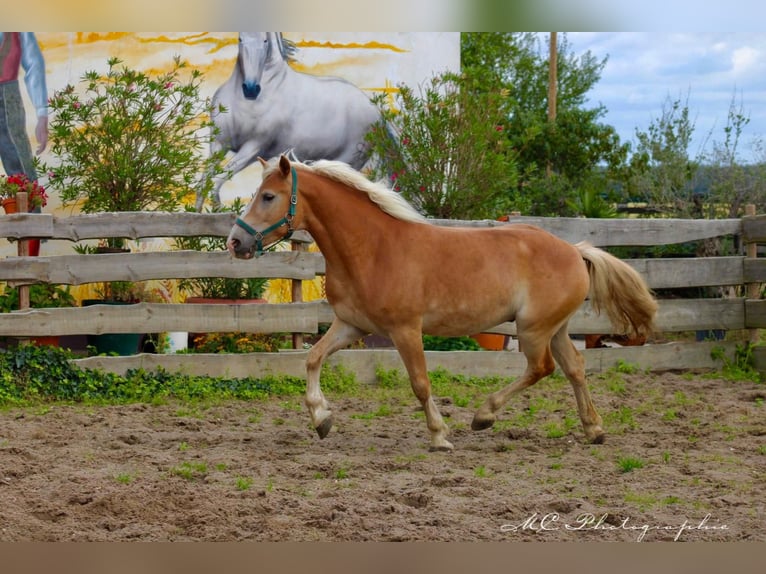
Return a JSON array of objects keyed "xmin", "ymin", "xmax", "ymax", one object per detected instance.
[{"xmin": 563, "ymin": 32, "xmax": 766, "ymax": 163}]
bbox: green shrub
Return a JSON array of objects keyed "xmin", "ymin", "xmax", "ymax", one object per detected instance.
[{"xmin": 0, "ymin": 345, "xmax": 356, "ymax": 406}]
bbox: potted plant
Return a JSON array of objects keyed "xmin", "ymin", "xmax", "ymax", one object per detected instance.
[
  {"xmin": 0, "ymin": 173, "xmax": 48, "ymax": 214},
  {"xmin": 0, "ymin": 282, "xmax": 76, "ymax": 347},
  {"xmin": 0, "ymin": 173, "xmax": 48, "ymax": 256}
]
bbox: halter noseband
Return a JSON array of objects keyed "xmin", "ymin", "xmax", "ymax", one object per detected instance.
[{"xmin": 234, "ymin": 166, "xmax": 298, "ymax": 254}]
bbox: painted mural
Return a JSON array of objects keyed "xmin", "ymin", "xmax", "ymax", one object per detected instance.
[
  {"xmin": 23, "ymin": 32, "xmax": 459, "ymax": 208},
  {"xmin": 1, "ymin": 32, "xmax": 460, "ymax": 300},
  {"xmin": 202, "ymin": 32, "xmax": 386, "ymax": 209}
]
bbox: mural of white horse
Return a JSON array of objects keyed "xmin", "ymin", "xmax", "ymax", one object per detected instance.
[{"xmin": 197, "ymin": 32, "xmax": 382, "ymax": 209}]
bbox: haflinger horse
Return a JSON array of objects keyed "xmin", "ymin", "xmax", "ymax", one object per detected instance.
[
  {"xmin": 227, "ymin": 155, "xmax": 658, "ymax": 451},
  {"xmin": 197, "ymin": 32, "xmax": 381, "ymax": 210}
]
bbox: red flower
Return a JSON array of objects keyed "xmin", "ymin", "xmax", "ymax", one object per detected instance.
[{"xmin": 0, "ymin": 173, "xmax": 48, "ymax": 208}]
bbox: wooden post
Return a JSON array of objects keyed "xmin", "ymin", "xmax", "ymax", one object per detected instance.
[
  {"xmin": 546, "ymin": 32, "xmax": 557, "ymax": 179},
  {"xmin": 547, "ymin": 32, "xmax": 558, "ymax": 125},
  {"xmin": 291, "ymin": 240, "xmax": 307, "ymax": 349},
  {"xmin": 745, "ymin": 204, "xmax": 760, "ymax": 343},
  {"xmin": 16, "ymin": 191, "xmax": 30, "ymax": 311}
]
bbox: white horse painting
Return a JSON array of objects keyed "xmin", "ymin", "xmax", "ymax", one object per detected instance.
[{"xmin": 197, "ymin": 32, "xmax": 382, "ymax": 209}]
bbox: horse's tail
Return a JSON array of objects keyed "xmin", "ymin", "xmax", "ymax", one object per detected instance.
[{"xmin": 576, "ymin": 241, "xmax": 658, "ymax": 339}]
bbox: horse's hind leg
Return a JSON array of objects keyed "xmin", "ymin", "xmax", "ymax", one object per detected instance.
[
  {"xmin": 472, "ymin": 328, "xmax": 555, "ymax": 431},
  {"xmin": 550, "ymin": 327, "xmax": 605, "ymax": 444},
  {"xmin": 305, "ymin": 319, "xmax": 365, "ymax": 439}
]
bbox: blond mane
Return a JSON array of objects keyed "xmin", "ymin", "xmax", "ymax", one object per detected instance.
[{"xmin": 262, "ymin": 157, "xmax": 427, "ymax": 224}]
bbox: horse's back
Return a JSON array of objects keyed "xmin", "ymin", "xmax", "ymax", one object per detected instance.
[
  {"xmin": 427, "ymin": 222, "xmax": 585, "ymax": 272},
  {"xmin": 380, "ymin": 221, "xmax": 591, "ymax": 334}
]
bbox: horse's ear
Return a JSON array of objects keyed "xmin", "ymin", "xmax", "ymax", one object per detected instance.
[
  {"xmin": 257, "ymin": 157, "xmax": 268, "ymax": 167},
  {"xmin": 278, "ymin": 154, "xmax": 291, "ymax": 177}
]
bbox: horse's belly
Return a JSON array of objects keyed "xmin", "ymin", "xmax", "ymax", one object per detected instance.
[{"xmin": 422, "ymin": 312, "xmax": 512, "ymax": 338}]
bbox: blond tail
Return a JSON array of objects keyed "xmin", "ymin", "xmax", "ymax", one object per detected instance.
[{"xmin": 575, "ymin": 241, "xmax": 658, "ymax": 338}]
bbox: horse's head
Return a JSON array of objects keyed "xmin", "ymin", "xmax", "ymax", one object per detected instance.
[
  {"xmin": 237, "ymin": 32, "xmax": 271, "ymax": 100},
  {"xmin": 227, "ymin": 155, "xmax": 301, "ymax": 259}
]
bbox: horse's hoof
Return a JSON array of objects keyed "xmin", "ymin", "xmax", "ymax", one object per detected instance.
[
  {"xmin": 471, "ymin": 415, "xmax": 495, "ymax": 431},
  {"xmin": 315, "ymin": 416, "xmax": 334, "ymax": 439},
  {"xmin": 429, "ymin": 440, "xmax": 454, "ymax": 452},
  {"xmin": 589, "ymin": 432, "xmax": 606, "ymax": 445}
]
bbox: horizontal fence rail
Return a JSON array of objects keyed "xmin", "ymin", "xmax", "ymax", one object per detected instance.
[{"xmin": 2, "ymin": 210, "xmax": 764, "ymax": 380}]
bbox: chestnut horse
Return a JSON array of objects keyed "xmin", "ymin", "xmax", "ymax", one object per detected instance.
[{"xmin": 227, "ymin": 155, "xmax": 657, "ymax": 451}]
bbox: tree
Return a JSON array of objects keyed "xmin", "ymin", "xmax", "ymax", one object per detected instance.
[
  {"xmin": 701, "ymin": 93, "xmax": 761, "ymax": 218},
  {"xmin": 625, "ymin": 94, "xmax": 700, "ymax": 216},
  {"xmin": 461, "ymin": 33, "xmax": 629, "ymax": 216},
  {"xmin": 365, "ymin": 71, "xmax": 516, "ymax": 220}
]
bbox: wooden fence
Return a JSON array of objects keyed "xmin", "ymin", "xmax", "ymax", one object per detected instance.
[{"xmin": 1, "ymin": 207, "xmax": 765, "ymax": 382}]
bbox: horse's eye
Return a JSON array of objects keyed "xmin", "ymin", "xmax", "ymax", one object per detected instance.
[{"xmin": 262, "ymin": 193, "xmax": 275, "ymax": 202}]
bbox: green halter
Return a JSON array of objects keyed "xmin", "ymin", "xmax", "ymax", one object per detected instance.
[{"xmin": 234, "ymin": 166, "xmax": 298, "ymax": 254}]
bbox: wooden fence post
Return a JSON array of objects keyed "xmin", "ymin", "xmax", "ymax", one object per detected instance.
[
  {"xmin": 291, "ymin": 239, "xmax": 306, "ymax": 349},
  {"xmin": 16, "ymin": 191, "xmax": 30, "ymax": 311},
  {"xmin": 745, "ymin": 204, "xmax": 761, "ymax": 344}
]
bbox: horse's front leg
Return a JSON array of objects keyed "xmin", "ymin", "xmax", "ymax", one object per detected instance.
[
  {"xmin": 390, "ymin": 327, "xmax": 453, "ymax": 451},
  {"xmin": 305, "ymin": 319, "xmax": 365, "ymax": 438}
]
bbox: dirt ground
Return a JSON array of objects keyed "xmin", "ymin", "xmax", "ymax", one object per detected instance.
[{"xmin": 0, "ymin": 370, "xmax": 764, "ymax": 542}]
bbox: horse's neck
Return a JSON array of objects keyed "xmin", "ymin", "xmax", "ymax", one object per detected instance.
[{"xmin": 302, "ymin": 176, "xmax": 405, "ymax": 271}]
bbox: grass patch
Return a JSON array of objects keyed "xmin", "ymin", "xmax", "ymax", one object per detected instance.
[
  {"xmin": 169, "ymin": 461, "xmax": 207, "ymax": 481},
  {"xmin": 115, "ymin": 472, "xmax": 135, "ymax": 484},
  {"xmin": 335, "ymin": 466, "xmax": 350, "ymax": 480},
  {"xmin": 235, "ymin": 476, "xmax": 253, "ymax": 491},
  {"xmin": 351, "ymin": 403, "xmax": 393, "ymax": 420},
  {"xmin": 474, "ymin": 465, "xmax": 490, "ymax": 478},
  {"xmin": 616, "ymin": 456, "xmax": 645, "ymax": 473},
  {"xmin": 604, "ymin": 405, "xmax": 636, "ymax": 433},
  {"xmin": 615, "ymin": 360, "xmax": 639, "ymax": 375},
  {"xmin": 544, "ymin": 421, "xmax": 567, "ymax": 439},
  {"xmin": 662, "ymin": 408, "xmax": 678, "ymax": 422},
  {"xmin": 624, "ymin": 490, "xmax": 658, "ymax": 510}
]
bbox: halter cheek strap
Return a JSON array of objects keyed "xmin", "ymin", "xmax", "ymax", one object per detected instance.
[{"xmin": 235, "ymin": 166, "xmax": 298, "ymax": 254}]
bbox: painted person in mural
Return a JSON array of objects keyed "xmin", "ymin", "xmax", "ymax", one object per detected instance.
[{"xmin": 0, "ymin": 31, "xmax": 48, "ymax": 211}]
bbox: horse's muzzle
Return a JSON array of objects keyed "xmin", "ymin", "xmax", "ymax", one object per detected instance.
[
  {"xmin": 242, "ymin": 82, "xmax": 261, "ymax": 100},
  {"xmin": 227, "ymin": 237, "xmax": 253, "ymax": 260}
]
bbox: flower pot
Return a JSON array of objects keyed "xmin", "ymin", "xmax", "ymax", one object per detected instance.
[
  {"xmin": 26, "ymin": 239, "xmax": 40, "ymax": 256},
  {"xmin": 32, "ymin": 335, "xmax": 60, "ymax": 347},
  {"xmin": 81, "ymin": 299, "xmax": 143, "ymax": 356},
  {"xmin": 471, "ymin": 332, "xmax": 507, "ymax": 351},
  {"xmin": 2, "ymin": 198, "xmax": 18, "ymax": 214}
]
